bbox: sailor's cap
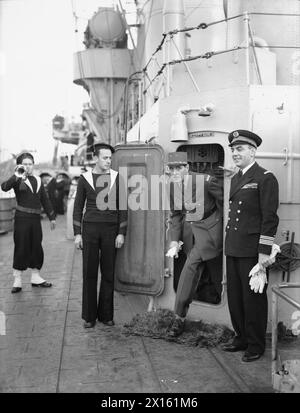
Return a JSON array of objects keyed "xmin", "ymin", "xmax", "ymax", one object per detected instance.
[
  {"xmin": 228, "ymin": 130, "xmax": 262, "ymax": 148},
  {"xmin": 167, "ymin": 152, "xmax": 188, "ymax": 165},
  {"xmin": 40, "ymin": 172, "xmax": 52, "ymax": 179},
  {"xmin": 16, "ymin": 152, "xmax": 35, "ymax": 165}
]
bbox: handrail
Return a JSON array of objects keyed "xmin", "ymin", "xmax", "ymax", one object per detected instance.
[
  {"xmin": 136, "ymin": 10, "xmax": 300, "ymax": 126},
  {"xmin": 166, "ymin": 12, "xmax": 300, "ymax": 37},
  {"xmin": 271, "ymin": 283, "xmax": 300, "ymax": 386},
  {"xmin": 142, "ymin": 11, "xmax": 300, "ymax": 78}
]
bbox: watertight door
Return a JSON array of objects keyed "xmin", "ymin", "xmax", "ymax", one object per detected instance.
[{"xmin": 112, "ymin": 144, "xmax": 165, "ymax": 295}]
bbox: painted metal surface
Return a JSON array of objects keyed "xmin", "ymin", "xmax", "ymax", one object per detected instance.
[
  {"xmin": 113, "ymin": 144, "xmax": 165, "ymax": 295},
  {"xmin": 73, "ymin": 0, "xmax": 300, "ymax": 331},
  {"xmin": 73, "ymin": 48, "xmax": 132, "ymax": 82},
  {"xmin": 226, "ymin": 0, "xmax": 300, "ymax": 85},
  {"xmin": 89, "ymin": 8, "xmax": 126, "ymax": 43}
]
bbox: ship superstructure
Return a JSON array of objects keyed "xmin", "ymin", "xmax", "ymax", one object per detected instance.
[{"xmin": 73, "ymin": 0, "xmax": 300, "ymax": 336}]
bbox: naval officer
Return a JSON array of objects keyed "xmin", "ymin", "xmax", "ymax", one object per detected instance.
[
  {"xmin": 166, "ymin": 152, "xmax": 223, "ymax": 337},
  {"xmin": 222, "ymin": 130, "xmax": 279, "ymax": 362},
  {"xmin": 73, "ymin": 142, "xmax": 127, "ymax": 328}
]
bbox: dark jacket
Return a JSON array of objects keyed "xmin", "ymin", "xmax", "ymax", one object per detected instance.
[
  {"xmin": 1, "ymin": 174, "xmax": 55, "ymax": 221},
  {"xmin": 168, "ymin": 172, "xmax": 223, "ymax": 261},
  {"xmin": 73, "ymin": 169, "xmax": 128, "ymax": 236},
  {"xmin": 225, "ymin": 162, "xmax": 279, "ymax": 257}
]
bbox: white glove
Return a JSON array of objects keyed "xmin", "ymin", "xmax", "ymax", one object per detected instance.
[
  {"xmin": 248, "ymin": 244, "xmax": 280, "ymax": 293},
  {"xmin": 166, "ymin": 241, "xmax": 183, "ymax": 258},
  {"xmin": 259, "ymin": 243, "xmax": 281, "ymax": 269},
  {"xmin": 269, "ymin": 243, "xmax": 281, "ymax": 265},
  {"xmin": 249, "ymin": 264, "xmax": 267, "ymax": 293}
]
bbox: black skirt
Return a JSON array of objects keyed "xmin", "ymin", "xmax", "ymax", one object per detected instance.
[{"xmin": 13, "ymin": 216, "xmax": 44, "ymax": 271}]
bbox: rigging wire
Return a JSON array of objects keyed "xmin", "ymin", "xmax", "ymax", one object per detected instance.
[
  {"xmin": 118, "ymin": 0, "xmax": 138, "ymax": 71},
  {"xmin": 141, "ymin": 11, "xmax": 300, "ymax": 80},
  {"xmin": 250, "ymin": 45, "xmax": 300, "ymax": 49},
  {"xmin": 170, "ymin": 36, "xmax": 200, "ymax": 93},
  {"xmin": 138, "ymin": 0, "xmax": 154, "ymax": 67},
  {"xmin": 70, "ymin": 0, "xmax": 135, "ymax": 141},
  {"xmin": 143, "ymin": 46, "xmax": 245, "ymax": 95},
  {"xmin": 70, "ymin": 5, "xmax": 300, "ymax": 143}
]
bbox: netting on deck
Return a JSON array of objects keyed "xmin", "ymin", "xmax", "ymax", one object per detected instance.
[{"xmin": 122, "ymin": 309, "xmax": 234, "ymax": 348}]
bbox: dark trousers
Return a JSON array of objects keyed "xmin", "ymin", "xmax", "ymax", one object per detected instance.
[
  {"xmin": 174, "ymin": 250, "xmax": 223, "ymax": 304},
  {"xmin": 13, "ymin": 217, "xmax": 43, "ymax": 271},
  {"xmin": 82, "ymin": 222, "xmax": 118, "ymax": 323},
  {"xmin": 226, "ymin": 256, "xmax": 268, "ymax": 354},
  {"xmin": 174, "ymin": 246, "xmax": 205, "ymax": 317}
]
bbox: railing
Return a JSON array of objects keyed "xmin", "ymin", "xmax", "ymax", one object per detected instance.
[
  {"xmin": 272, "ymin": 283, "xmax": 300, "ymax": 388},
  {"xmin": 125, "ymin": 11, "xmax": 300, "ymax": 140},
  {"xmin": 142, "ymin": 11, "xmax": 300, "ymax": 97}
]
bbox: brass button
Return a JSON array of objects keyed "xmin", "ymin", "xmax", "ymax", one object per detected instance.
[
  {"xmin": 234, "ymin": 227, "xmax": 237, "ymax": 230},
  {"xmin": 236, "ymin": 218, "xmax": 239, "ymax": 221},
  {"xmin": 239, "ymin": 201, "xmax": 242, "ymax": 205},
  {"xmin": 237, "ymin": 210, "xmax": 241, "ymax": 213}
]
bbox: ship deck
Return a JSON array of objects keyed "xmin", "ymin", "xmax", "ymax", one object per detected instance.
[{"xmin": 0, "ymin": 216, "xmax": 299, "ymax": 394}]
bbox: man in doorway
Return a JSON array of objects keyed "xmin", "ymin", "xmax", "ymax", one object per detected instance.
[
  {"xmin": 73, "ymin": 143, "xmax": 127, "ymax": 328},
  {"xmin": 166, "ymin": 152, "xmax": 223, "ymax": 337},
  {"xmin": 222, "ymin": 130, "xmax": 279, "ymax": 362}
]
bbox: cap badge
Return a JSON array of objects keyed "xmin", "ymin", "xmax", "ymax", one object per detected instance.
[{"xmin": 233, "ymin": 131, "xmax": 239, "ymax": 138}]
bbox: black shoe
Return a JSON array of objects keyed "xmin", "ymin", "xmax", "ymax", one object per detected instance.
[
  {"xmin": 242, "ymin": 351, "xmax": 262, "ymax": 362},
  {"xmin": 11, "ymin": 287, "xmax": 22, "ymax": 294},
  {"xmin": 222, "ymin": 343, "xmax": 248, "ymax": 352},
  {"xmin": 167, "ymin": 318, "xmax": 185, "ymax": 337},
  {"xmin": 83, "ymin": 321, "xmax": 96, "ymax": 328},
  {"xmin": 101, "ymin": 320, "xmax": 115, "ymax": 326},
  {"xmin": 32, "ymin": 281, "xmax": 52, "ymax": 288}
]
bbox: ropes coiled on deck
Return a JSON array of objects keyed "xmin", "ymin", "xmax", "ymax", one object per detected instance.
[
  {"xmin": 270, "ymin": 242, "xmax": 300, "ymax": 273},
  {"xmin": 122, "ymin": 309, "xmax": 234, "ymax": 347}
]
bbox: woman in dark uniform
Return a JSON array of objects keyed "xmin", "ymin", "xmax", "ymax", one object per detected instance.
[{"xmin": 1, "ymin": 152, "xmax": 56, "ymax": 293}]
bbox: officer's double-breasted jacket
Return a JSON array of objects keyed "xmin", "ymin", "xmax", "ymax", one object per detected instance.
[
  {"xmin": 168, "ymin": 172, "xmax": 223, "ymax": 261},
  {"xmin": 224, "ymin": 162, "xmax": 279, "ymax": 257}
]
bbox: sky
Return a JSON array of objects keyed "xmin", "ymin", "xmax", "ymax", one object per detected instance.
[{"xmin": 0, "ymin": 0, "xmax": 125, "ymax": 162}]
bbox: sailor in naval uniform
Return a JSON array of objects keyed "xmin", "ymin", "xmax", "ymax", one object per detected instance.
[
  {"xmin": 73, "ymin": 142, "xmax": 127, "ymax": 328},
  {"xmin": 166, "ymin": 152, "xmax": 223, "ymax": 337},
  {"xmin": 1, "ymin": 152, "xmax": 56, "ymax": 293},
  {"xmin": 222, "ymin": 130, "xmax": 279, "ymax": 362}
]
